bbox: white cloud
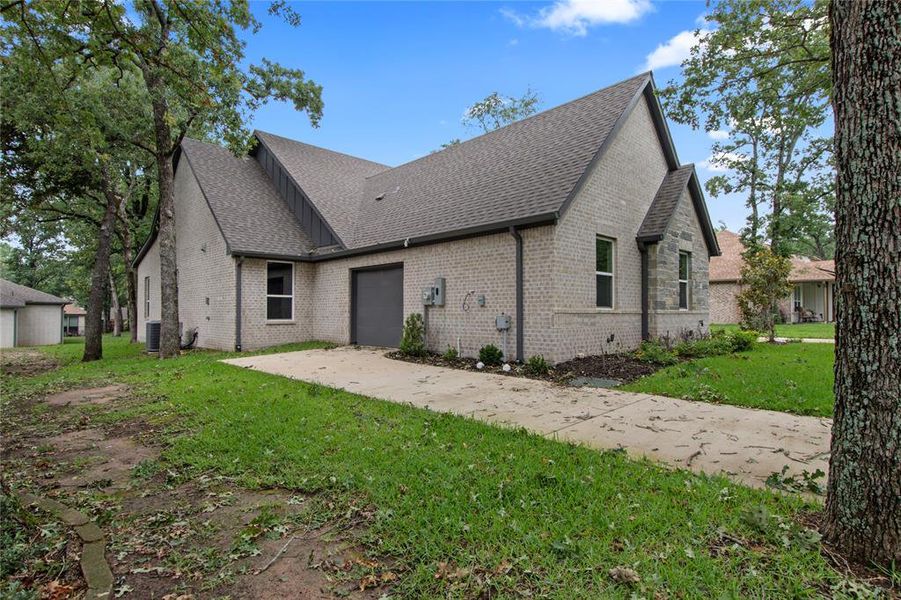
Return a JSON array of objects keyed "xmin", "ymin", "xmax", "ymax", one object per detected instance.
[
  {"xmin": 643, "ymin": 28, "xmax": 707, "ymax": 71},
  {"xmin": 700, "ymin": 151, "xmax": 747, "ymax": 173},
  {"xmin": 708, "ymin": 129, "xmax": 730, "ymax": 140},
  {"xmin": 503, "ymin": 0, "xmax": 652, "ymax": 36}
]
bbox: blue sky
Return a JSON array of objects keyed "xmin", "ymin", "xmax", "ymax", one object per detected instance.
[{"xmin": 244, "ymin": 0, "xmax": 746, "ymax": 229}]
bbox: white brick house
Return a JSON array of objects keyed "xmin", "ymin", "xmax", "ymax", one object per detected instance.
[{"xmin": 135, "ymin": 73, "xmax": 720, "ymax": 363}]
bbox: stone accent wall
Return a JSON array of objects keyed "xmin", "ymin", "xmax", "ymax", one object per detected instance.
[
  {"xmin": 646, "ymin": 186, "xmax": 711, "ymax": 339},
  {"xmin": 136, "ymin": 160, "xmax": 235, "ymax": 350},
  {"xmin": 710, "ymin": 282, "xmax": 742, "ymax": 324}
]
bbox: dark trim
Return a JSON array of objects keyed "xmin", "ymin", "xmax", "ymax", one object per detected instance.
[
  {"xmin": 557, "ymin": 74, "xmax": 652, "ymax": 219},
  {"xmin": 252, "ymin": 133, "xmax": 346, "ymax": 248},
  {"xmin": 686, "ymin": 171, "xmax": 721, "ymax": 257},
  {"xmin": 232, "ymin": 212, "xmax": 557, "ymax": 264},
  {"xmin": 638, "ymin": 241, "xmax": 650, "ymax": 340},
  {"xmin": 643, "ymin": 73, "xmax": 681, "ymax": 170},
  {"xmin": 509, "ymin": 227, "xmax": 524, "ymax": 363},
  {"xmin": 234, "ymin": 257, "xmax": 243, "ymax": 352},
  {"xmin": 349, "ymin": 262, "xmax": 404, "ymax": 345}
]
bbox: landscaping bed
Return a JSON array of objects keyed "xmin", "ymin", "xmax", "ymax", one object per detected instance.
[{"xmin": 387, "ymin": 350, "xmax": 665, "ymax": 385}]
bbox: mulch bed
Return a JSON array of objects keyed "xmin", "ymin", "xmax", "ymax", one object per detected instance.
[{"xmin": 386, "ymin": 350, "xmax": 665, "ymax": 386}]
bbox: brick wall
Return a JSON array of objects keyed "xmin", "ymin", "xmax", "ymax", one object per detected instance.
[
  {"xmin": 709, "ymin": 282, "xmax": 742, "ymax": 324},
  {"xmin": 136, "ymin": 159, "xmax": 236, "ymax": 350}
]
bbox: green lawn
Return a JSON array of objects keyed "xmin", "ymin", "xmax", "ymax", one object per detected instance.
[
  {"xmin": 711, "ymin": 322, "xmax": 835, "ymax": 340},
  {"xmin": 622, "ymin": 342, "xmax": 835, "ymax": 417},
  {"xmin": 1, "ymin": 336, "xmax": 849, "ymax": 597}
]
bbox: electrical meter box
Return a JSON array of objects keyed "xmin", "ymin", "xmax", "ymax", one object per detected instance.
[
  {"xmin": 496, "ymin": 314, "xmax": 511, "ymax": 331},
  {"xmin": 421, "ymin": 287, "xmax": 434, "ymax": 306},
  {"xmin": 432, "ymin": 277, "xmax": 446, "ymax": 306}
]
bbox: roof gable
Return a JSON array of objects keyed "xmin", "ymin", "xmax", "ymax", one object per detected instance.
[{"xmin": 0, "ymin": 278, "xmax": 67, "ymax": 307}]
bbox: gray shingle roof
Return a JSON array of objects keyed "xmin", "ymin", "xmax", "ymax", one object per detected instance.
[
  {"xmin": 137, "ymin": 72, "xmax": 720, "ymax": 265},
  {"xmin": 253, "ymin": 131, "xmax": 389, "ymax": 246},
  {"xmin": 637, "ymin": 165, "xmax": 696, "ymax": 241},
  {"xmin": 180, "ymin": 138, "xmax": 316, "ymax": 257},
  {"xmin": 0, "ymin": 278, "xmax": 67, "ymax": 307}
]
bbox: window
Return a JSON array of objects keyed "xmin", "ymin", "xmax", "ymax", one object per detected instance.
[
  {"xmin": 595, "ymin": 236, "xmax": 614, "ymax": 309},
  {"xmin": 793, "ymin": 285, "xmax": 802, "ymax": 311},
  {"xmin": 266, "ymin": 261, "xmax": 293, "ymax": 320},
  {"xmin": 144, "ymin": 276, "xmax": 150, "ymax": 318},
  {"xmin": 679, "ymin": 251, "xmax": 691, "ymax": 310}
]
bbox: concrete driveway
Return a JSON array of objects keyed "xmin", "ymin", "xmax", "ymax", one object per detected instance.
[{"xmin": 224, "ymin": 347, "xmax": 831, "ymax": 489}]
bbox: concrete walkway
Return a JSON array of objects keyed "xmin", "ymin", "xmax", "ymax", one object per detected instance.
[
  {"xmin": 759, "ymin": 337, "xmax": 834, "ymax": 344},
  {"xmin": 223, "ymin": 347, "xmax": 832, "ymax": 489}
]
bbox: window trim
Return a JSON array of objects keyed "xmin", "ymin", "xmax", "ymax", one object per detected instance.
[
  {"xmin": 143, "ymin": 276, "xmax": 150, "ymax": 319},
  {"xmin": 266, "ymin": 260, "xmax": 295, "ymax": 322},
  {"xmin": 595, "ymin": 236, "xmax": 615, "ymax": 310},
  {"xmin": 678, "ymin": 251, "xmax": 691, "ymax": 310}
]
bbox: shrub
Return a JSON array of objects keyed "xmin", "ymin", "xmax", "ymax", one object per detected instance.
[
  {"xmin": 399, "ymin": 313, "xmax": 426, "ymax": 357},
  {"xmin": 725, "ymin": 329, "xmax": 757, "ymax": 352},
  {"xmin": 478, "ymin": 344, "xmax": 504, "ymax": 366},
  {"xmin": 525, "ymin": 355, "xmax": 550, "ymax": 376},
  {"xmin": 635, "ymin": 340, "xmax": 679, "ymax": 365},
  {"xmin": 674, "ymin": 336, "xmax": 733, "ymax": 358},
  {"xmin": 442, "ymin": 346, "xmax": 459, "ymax": 360}
]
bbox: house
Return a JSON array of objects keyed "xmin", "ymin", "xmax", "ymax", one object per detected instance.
[
  {"xmin": 64, "ymin": 304, "xmax": 87, "ymax": 336},
  {"xmin": 135, "ymin": 73, "xmax": 720, "ymax": 363},
  {"xmin": 709, "ymin": 230, "xmax": 835, "ymax": 324},
  {"xmin": 0, "ymin": 279, "xmax": 66, "ymax": 348}
]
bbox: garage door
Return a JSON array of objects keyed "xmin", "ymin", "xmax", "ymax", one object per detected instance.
[{"xmin": 352, "ymin": 265, "xmax": 403, "ymax": 347}]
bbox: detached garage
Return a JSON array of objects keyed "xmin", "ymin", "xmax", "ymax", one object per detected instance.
[{"xmin": 0, "ymin": 278, "xmax": 66, "ymax": 348}]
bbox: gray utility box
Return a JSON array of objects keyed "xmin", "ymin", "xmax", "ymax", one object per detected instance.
[
  {"xmin": 421, "ymin": 278, "xmax": 446, "ymax": 307},
  {"xmin": 496, "ymin": 314, "xmax": 511, "ymax": 331},
  {"xmin": 145, "ymin": 321, "xmax": 161, "ymax": 353}
]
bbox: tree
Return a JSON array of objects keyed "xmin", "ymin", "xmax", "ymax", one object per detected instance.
[
  {"xmin": 463, "ymin": 89, "xmax": 540, "ymax": 133},
  {"xmin": 4, "ymin": 1, "xmax": 324, "ymax": 358},
  {"xmin": 824, "ymin": 0, "xmax": 900, "ymax": 566},
  {"xmin": 0, "ymin": 16, "xmax": 149, "ymax": 362},
  {"xmin": 735, "ymin": 246, "xmax": 793, "ymax": 341},
  {"xmin": 0, "ymin": 218, "xmax": 70, "ymax": 297},
  {"xmin": 660, "ymin": 0, "xmax": 833, "ymax": 255},
  {"xmin": 438, "ymin": 89, "xmax": 540, "ymax": 150}
]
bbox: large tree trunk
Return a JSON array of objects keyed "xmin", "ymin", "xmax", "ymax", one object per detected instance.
[
  {"xmin": 144, "ymin": 70, "xmax": 180, "ymax": 358},
  {"xmin": 108, "ymin": 269, "xmax": 122, "ymax": 337},
  {"xmin": 117, "ymin": 194, "xmax": 139, "ymax": 343},
  {"xmin": 83, "ymin": 188, "xmax": 119, "ymax": 362},
  {"xmin": 824, "ymin": 0, "xmax": 900, "ymax": 565}
]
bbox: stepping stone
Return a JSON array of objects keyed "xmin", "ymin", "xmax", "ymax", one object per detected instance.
[
  {"xmin": 81, "ymin": 541, "xmax": 113, "ymax": 594},
  {"xmin": 75, "ymin": 522, "xmax": 105, "ymax": 543}
]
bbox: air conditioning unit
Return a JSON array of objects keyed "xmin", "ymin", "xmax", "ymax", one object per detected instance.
[{"xmin": 145, "ymin": 320, "xmax": 161, "ymax": 353}]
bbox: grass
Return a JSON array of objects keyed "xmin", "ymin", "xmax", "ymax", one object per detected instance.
[
  {"xmin": 622, "ymin": 342, "xmax": 835, "ymax": 417},
  {"xmin": 0, "ymin": 336, "xmax": 850, "ymax": 598},
  {"xmin": 711, "ymin": 323, "xmax": 835, "ymax": 340}
]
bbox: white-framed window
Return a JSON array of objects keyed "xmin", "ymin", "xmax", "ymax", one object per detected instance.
[
  {"xmin": 793, "ymin": 285, "xmax": 802, "ymax": 311},
  {"xmin": 678, "ymin": 251, "xmax": 691, "ymax": 310},
  {"xmin": 596, "ymin": 236, "xmax": 615, "ymax": 309},
  {"xmin": 266, "ymin": 261, "xmax": 294, "ymax": 321},
  {"xmin": 144, "ymin": 276, "xmax": 150, "ymax": 318}
]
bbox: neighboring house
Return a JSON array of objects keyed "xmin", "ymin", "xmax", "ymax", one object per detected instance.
[
  {"xmin": 135, "ymin": 73, "xmax": 720, "ymax": 363},
  {"xmin": 64, "ymin": 304, "xmax": 87, "ymax": 336},
  {"xmin": 709, "ymin": 230, "xmax": 835, "ymax": 324},
  {"xmin": 0, "ymin": 279, "xmax": 66, "ymax": 348}
]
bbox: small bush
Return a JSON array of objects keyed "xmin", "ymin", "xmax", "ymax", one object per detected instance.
[
  {"xmin": 725, "ymin": 329, "xmax": 757, "ymax": 352},
  {"xmin": 635, "ymin": 340, "xmax": 679, "ymax": 365},
  {"xmin": 399, "ymin": 313, "xmax": 426, "ymax": 357},
  {"xmin": 442, "ymin": 346, "xmax": 459, "ymax": 360},
  {"xmin": 674, "ymin": 336, "xmax": 733, "ymax": 358},
  {"xmin": 525, "ymin": 355, "xmax": 550, "ymax": 376},
  {"xmin": 478, "ymin": 344, "xmax": 504, "ymax": 366}
]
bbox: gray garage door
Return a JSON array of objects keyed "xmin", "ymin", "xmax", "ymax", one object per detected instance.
[{"xmin": 352, "ymin": 265, "xmax": 403, "ymax": 347}]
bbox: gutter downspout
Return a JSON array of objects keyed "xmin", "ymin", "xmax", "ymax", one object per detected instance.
[
  {"xmin": 235, "ymin": 257, "xmax": 243, "ymax": 352},
  {"xmin": 509, "ymin": 227, "xmax": 524, "ymax": 363},
  {"xmin": 638, "ymin": 241, "xmax": 650, "ymax": 341}
]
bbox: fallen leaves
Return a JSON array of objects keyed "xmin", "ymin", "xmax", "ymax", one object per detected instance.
[{"xmin": 608, "ymin": 565, "xmax": 641, "ymax": 585}]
